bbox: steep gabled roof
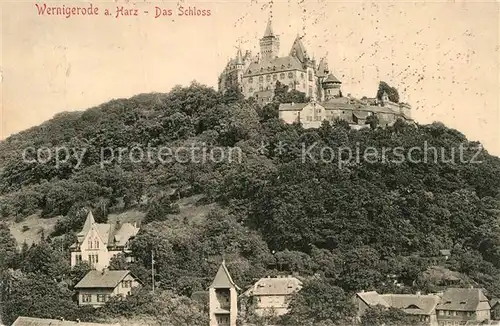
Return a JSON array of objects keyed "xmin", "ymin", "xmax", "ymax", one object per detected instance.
[
  {"xmin": 289, "ymin": 35, "xmax": 308, "ymax": 63},
  {"xmin": 436, "ymin": 288, "xmax": 490, "ymax": 312},
  {"xmin": 75, "ymin": 270, "xmax": 140, "ymax": 289},
  {"xmin": 356, "ymin": 291, "xmax": 390, "ymax": 307},
  {"xmin": 317, "ymin": 57, "xmax": 329, "ymax": 77},
  {"xmin": 210, "ymin": 261, "xmax": 240, "ymax": 290}
]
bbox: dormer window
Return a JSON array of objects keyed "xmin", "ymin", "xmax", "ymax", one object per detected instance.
[
  {"xmin": 88, "ymin": 238, "xmax": 92, "ymax": 249},
  {"xmin": 94, "ymin": 239, "xmax": 99, "ymax": 249}
]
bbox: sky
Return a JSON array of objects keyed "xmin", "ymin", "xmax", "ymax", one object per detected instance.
[{"xmin": 1, "ymin": 0, "xmax": 499, "ymax": 156}]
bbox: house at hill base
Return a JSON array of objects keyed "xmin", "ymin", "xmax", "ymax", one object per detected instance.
[
  {"xmin": 241, "ymin": 275, "xmax": 303, "ymax": 317},
  {"xmin": 354, "ymin": 290, "xmax": 440, "ymax": 325},
  {"xmin": 209, "ymin": 260, "xmax": 240, "ymax": 326},
  {"xmin": 74, "ymin": 269, "xmax": 142, "ymax": 308},
  {"xmin": 70, "ymin": 211, "xmax": 140, "ymax": 270},
  {"xmin": 11, "ymin": 317, "xmax": 120, "ymax": 326},
  {"xmin": 354, "ymin": 287, "xmax": 492, "ymax": 326},
  {"xmin": 436, "ymin": 288, "xmax": 491, "ymax": 325}
]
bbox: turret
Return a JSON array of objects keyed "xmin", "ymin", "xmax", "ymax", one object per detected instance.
[{"xmin": 322, "ymin": 73, "xmax": 342, "ymax": 100}]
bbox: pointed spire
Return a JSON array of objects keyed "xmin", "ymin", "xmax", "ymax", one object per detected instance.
[
  {"xmin": 79, "ymin": 210, "xmax": 96, "ymax": 236},
  {"xmin": 210, "ymin": 260, "xmax": 241, "ymax": 290},
  {"xmin": 263, "ymin": 18, "xmax": 275, "ymax": 38},
  {"xmin": 236, "ymin": 47, "xmax": 243, "ymax": 64}
]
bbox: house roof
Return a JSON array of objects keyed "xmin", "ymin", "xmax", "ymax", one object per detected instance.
[
  {"xmin": 12, "ymin": 317, "xmax": 120, "ymax": 326},
  {"xmin": 356, "ymin": 291, "xmax": 390, "ymax": 307},
  {"xmin": 381, "ymin": 294, "xmax": 440, "ymax": 315},
  {"xmin": 490, "ymin": 298, "xmax": 500, "ymax": 308},
  {"xmin": 278, "ymin": 103, "xmax": 310, "ymax": 111},
  {"xmin": 74, "ymin": 270, "xmax": 135, "ymax": 289},
  {"xmin": 74, "ymin": 211, "xmax": 139, "ymax": 248},
  {"xmin": 353, "ymin": 111, "xmax": 371, "ymax": 120},
  {"xmin": 436, "ymin": 288, "xmax": 490, "ymax": 312},
  {"xmin": 244, "ymin": 276, "xmax": 302, "ymax": 296},
  {"xmin": 210, "ymin": 261, "xmax": 240, "ymax": 290}
]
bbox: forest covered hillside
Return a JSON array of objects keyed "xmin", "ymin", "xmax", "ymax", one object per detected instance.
[{"xmin": 1, "ymin": 82, "xmax": 500, "ymax": 326}]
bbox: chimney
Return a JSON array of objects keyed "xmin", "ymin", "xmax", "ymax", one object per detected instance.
[
  {"xmin": 361, "ymin": 290, "xmax": 365, "ymax": 293},
  {"xmin": 416, "ymin": 291, "xmax": 421, "ymax": 296},
  {"xmin": 291, "ymin": 102, "xmax": 295, "ymax": 106},
  {"xmin": 76, "ymin": 319, "xmax": 81, "ymax": 323}
]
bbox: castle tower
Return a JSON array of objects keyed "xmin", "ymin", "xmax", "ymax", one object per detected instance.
[
  {"xmin": 259, "ymin": 19, "xmax": 280, "ymax": 62},
  {"xmin": 209, "ymin": 260, "xmax": 240, "ymax": 326},
  {"xmin": 322, "ymin": 73, "xmax": 342, "ymax": 101}
]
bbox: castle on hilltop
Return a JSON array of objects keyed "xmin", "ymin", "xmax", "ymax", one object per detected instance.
[
  {"xmin": 218, "ymin": 19, "xmax": 330, "ymax": 104},
  {"xmin": 218, "ymin": 20, "xmax": 413, "ymax": 129}
]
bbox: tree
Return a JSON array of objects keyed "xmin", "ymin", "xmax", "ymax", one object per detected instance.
[
  {"xmin": 361, "ymin": 305, "xmax": 423, "ymax": 326},
  {"xmin": 282, "ymin": 278, "xmax": 356, "ymax": 325},
  {"xmin": 0, "ymin": 223, "xmax": 18, "ymax": 270},
  {"xmin": 366, "ymin": 115, "xmax": 379, "ymax": 130},
  {"xmin": 144, "ymin": 194, "xmax": 180, "ymax": 224},
  {"xmin": 377, "ymin": 81, "xmax": 400, "ymax": 103},
  {"xmin": 2, "ymin": 272, "xmax": 84, "ymax": 325}
]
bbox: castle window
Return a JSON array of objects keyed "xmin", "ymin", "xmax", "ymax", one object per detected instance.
[
  {"xmin": 259, "ymin": 76, "xmax": 263, "ymax": 82},
  {"xmin": 279, "ymin": 73, "xmax": 285, "ymax": 79},
  {"xmin": 301, "ymin": 73, "xmax": 304, "ymax": 79},
  {"xmin": 273, "ymin": 74, "xmax": 277, "ymax": 80},
  {"xmin": 288, "ymin": 72, "xmax": 293, "ymax": 78},
  {"xmin": 266, "ymin": 75, "xmax": 271, "ymax": 81},
  {"xmin": 281, "ymin": 64, "xmax": 285, "ymax": 69},
  {"xmin": 260, "ymin": 67, "xmax": 263, "ymax": 72},
  {"xmin": 308, "ymin": 71, "xmax": 313, "ymax": 81},
  {"xmin": 248, "ymin": 70, "xmax": 252, "ymax": 74},
  {"xmin": 249, "ymin": 87, "xmax": 254, "ymax": 92},
  {"xmin": 266, "ymin": 86, "xmax": 270, "ymax": 91},
  {"xmin": 88, "ymin": 238, "xmax": 92, "ymax": 249},
  {"xmin": 249, "ymin": 77, "xmax": 253, "ymax": 83},
  {"xmin": 94, "ymin": 239, "xmax": 99, "ymax": 249}
]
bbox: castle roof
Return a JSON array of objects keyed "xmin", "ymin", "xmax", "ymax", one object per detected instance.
[
  {"xmin": 289, "ymin": 35, "xmax": 308, "ymax": 63},
  {"xmin": 263, "ymin": 19, "xmax": 275, "ymax": 38},
  {"xmin": 323, "ymin": 73, "xmax": 341, "ymax": 84},
  {"xmin": 245, "ymin": 55, "xmax": 304, "ymax": 76},
  {"xmin": 317, "ymin": 57, "xmax": 329, "ymax": 77}
]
